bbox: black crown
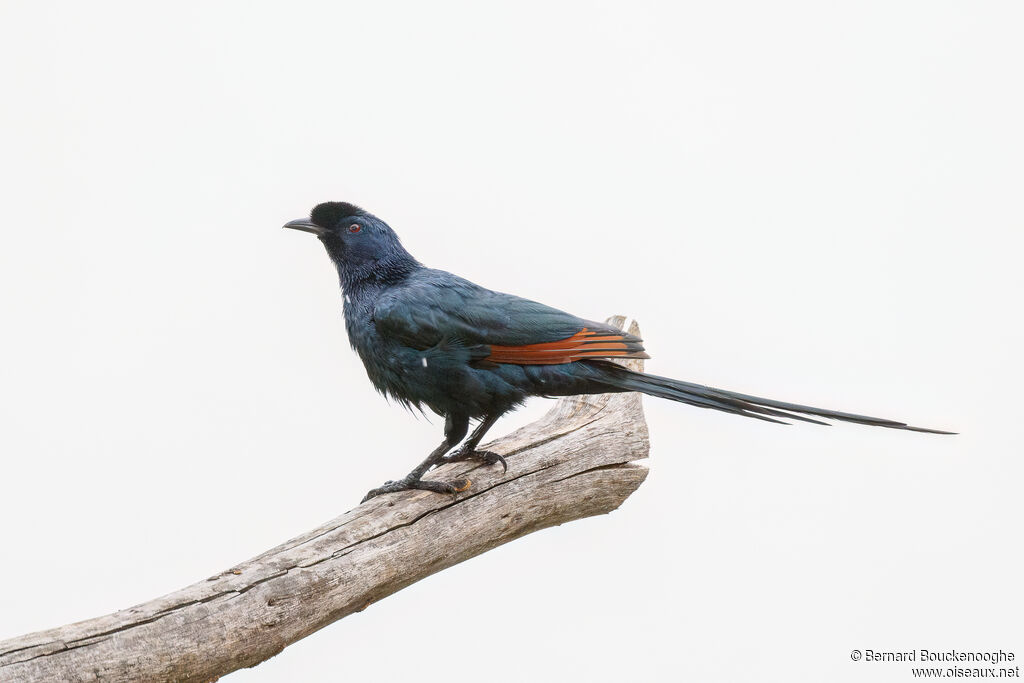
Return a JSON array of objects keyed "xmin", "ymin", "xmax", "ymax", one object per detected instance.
[{"xmin": 311, "ymin": 202, "xmax": 366, "ymax": 228}]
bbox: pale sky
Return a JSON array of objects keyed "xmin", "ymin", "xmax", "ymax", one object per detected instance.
[{"xmin": 0, "ymin": 2, "xmax": 1021, "ymax": 681}]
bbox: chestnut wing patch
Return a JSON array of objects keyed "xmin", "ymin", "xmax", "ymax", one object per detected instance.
[{"xmin": 486, "ymin": 327, "xmax": 650, "ymax": 365}]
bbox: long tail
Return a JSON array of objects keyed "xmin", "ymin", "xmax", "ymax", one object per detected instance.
[{"xmin": 592, "ymin": 361, "xmax": 953, "ymax": 434}]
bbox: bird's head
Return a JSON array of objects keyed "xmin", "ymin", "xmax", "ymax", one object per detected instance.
[{"xmin": 284, "ymin": 201, "xmax": 418, "ymax": 283}]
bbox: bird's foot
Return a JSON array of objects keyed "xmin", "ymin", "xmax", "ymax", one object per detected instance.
[
  {"xmin": 360, "ymin": 476, "xmax": 472, "ymax": 504},
  {"xmin": 439, "ymin": 447, "xmax": 508, "ymax": 474}
]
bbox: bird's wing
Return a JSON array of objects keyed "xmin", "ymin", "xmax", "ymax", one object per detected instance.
[{"xmin": 372, "ymin": 272, "xmax": 649, "ymax": 365}]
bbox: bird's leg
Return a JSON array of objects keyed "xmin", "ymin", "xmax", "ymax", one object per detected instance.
[
  {"xmin": 438, "ymin": 413, "xmax": 507, "ymax": 473},
  {"xmin": 361, "ymin": 415, "xmax": 472, "ymax": 503}
]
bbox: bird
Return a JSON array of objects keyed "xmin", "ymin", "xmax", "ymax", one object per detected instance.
[{"xmin": 284, "ymin": 201, "xmax": 951, "ymax": 502}]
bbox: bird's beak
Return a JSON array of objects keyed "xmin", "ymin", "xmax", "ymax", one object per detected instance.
[{"xmin": 283, "ymin": 218, "xmax": 328, "ymax": 236}]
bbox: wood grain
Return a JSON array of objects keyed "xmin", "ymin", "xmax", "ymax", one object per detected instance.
[{"xmin": 0, "ymin": 317, "xmax": 650, "ymax": 683}]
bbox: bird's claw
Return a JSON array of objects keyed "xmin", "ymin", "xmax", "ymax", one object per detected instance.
[
  {"xmin": 360, "ymin": 476, "xmax": 472, "ymax": 503},
  {"xmin": 440, "ymin": 448, "xmax": 508, "ymax": 474}
]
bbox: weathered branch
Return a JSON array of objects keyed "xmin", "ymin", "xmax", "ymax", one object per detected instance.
[{"xmin": 0, "ymin": 317, "xmax": 650, "ymax": 683}]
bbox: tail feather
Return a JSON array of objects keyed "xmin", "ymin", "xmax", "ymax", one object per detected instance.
[{"xmin": 593, "ymin": 362, "xmax": 953, "ymax": 434}]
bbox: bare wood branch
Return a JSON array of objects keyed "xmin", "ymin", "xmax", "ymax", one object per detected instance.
[{"xmin": 0, "ymin": 317, "xmax": 650, "ymax": 683}]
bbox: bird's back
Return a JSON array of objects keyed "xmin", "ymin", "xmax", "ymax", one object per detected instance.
[{"xmin": 341, "ymin": 267, "xmax": 644, "ymax": 417}]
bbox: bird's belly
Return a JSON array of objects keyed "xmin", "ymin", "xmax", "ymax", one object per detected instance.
[{"xmin": 355, "ymin": 340, "xmax": 528, "ymax": 418}]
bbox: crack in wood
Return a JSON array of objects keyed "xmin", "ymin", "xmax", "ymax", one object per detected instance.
[{"xmin": 0, "ymin": 316, "xmax": 651, "ymax": 682}]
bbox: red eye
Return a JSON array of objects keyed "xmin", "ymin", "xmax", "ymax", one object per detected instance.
[{"xmin": 348, "ymin": 224, "xmax": 361, "ymax": 234}]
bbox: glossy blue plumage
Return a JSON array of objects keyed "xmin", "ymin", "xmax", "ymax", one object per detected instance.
[
  {"xmin": 285, "ymin": 200, "xmax": 950, "ymax": 499},
  {"xmin": 329, "ymin": 234, "xmax": 623, "ymax": 419}
]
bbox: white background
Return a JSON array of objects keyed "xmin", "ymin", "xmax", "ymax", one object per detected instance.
[{"xmin": 1, "ymin": 2, "xmax": 1021, "ymax": 681}]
